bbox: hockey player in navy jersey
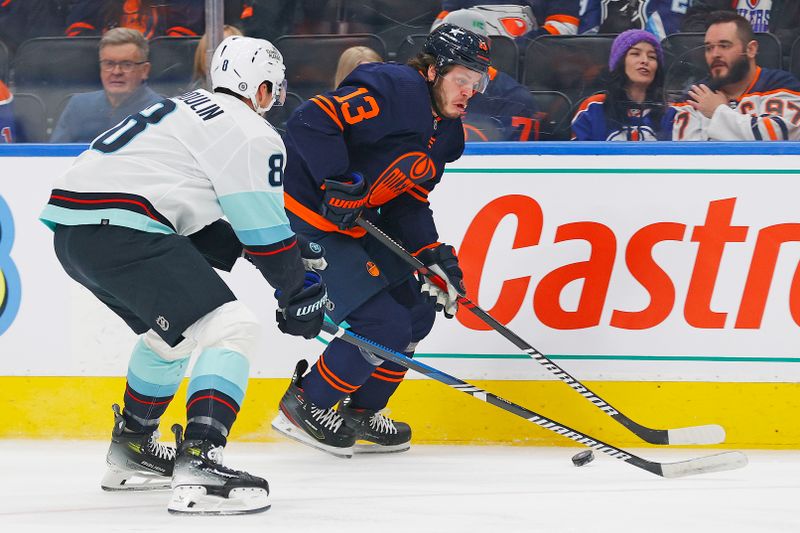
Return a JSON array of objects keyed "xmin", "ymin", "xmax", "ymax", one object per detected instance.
[
  {"xmin": 271, "ymin": 24, "xmax": 491, "ymax": 457},
  {"xmin": 672, "ymin": 11, "xmax": 800, "ymax": 140},
  {"xmin": 39, "ymin": 36, "xmax": 327, "ymax": 514}
]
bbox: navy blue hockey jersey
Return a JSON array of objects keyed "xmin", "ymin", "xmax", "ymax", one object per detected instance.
[
  {"xmin": 283, "ymin": 62, "xmax": 465, "ymax": 254},
  {"xmin": 571, "ymin": 93, "xmax": 676, "ymax": 140},
  {"xmin": 579, "ymin": 0, "xmax": 690, "ymax": 39}
]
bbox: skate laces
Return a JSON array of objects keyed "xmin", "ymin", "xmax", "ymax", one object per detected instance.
[
  {"xmin": 147, "ymin": 431, "xmax": 176, "ymax": 461},
  {"xmin": 310, "ymin": 405, "xmax": 344, "ymax": 432},
  {"xmin": 368, "ymin": 411, "xmax": 398, "ymax": 434}
]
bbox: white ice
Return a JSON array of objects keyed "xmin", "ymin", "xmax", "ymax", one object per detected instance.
[{"xmin": 0, "ymin": 441, "xmax": 797, "ymax": 533}]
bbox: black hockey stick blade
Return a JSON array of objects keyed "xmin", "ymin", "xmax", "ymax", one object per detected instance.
[
  {"xmin": 320, "ymin": 321, "xmax": 747, "ymax": 478},
  {"xmin": 355, "ymin": 217, "xmax": 725, "ymax": 446}
]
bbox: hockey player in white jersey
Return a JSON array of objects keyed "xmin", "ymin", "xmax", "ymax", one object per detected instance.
[
  {"xmin": 39, "ymin": 36, "xmax": 328, "ymax": 515},
  {"xmin": 672, "ymin": 11, "xmax": 800, "ymax": 141}
]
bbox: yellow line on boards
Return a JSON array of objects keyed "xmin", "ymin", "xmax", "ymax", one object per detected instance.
[{"xmin": 0, "ymin": 377, "xmax": 797, "ymax": 448}]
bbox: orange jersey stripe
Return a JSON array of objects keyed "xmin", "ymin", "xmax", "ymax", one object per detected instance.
[
  {"xmin": 545, "ymin": 14, "xmax": 580, "ymax": 25},
  {"xmin": 412, "ymin": 242, "xmax": 440, "ymax": 256},
  {"xmin": 310, "ymin": 95, "xmax": 344, "ymax": 131},
  {"xmin": 284, "ymin": 193, "xmax": 366, "ymax": 238},
  {"xmin": 762, "ymin": 117, "xmax": 778, "ymax": 140},
  {"xmin": 406, "ymin": 188, "xmax": 429, "ymax": 203}
]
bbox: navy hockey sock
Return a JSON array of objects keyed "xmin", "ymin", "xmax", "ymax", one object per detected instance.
[
  {"xmin": 123, "ymin": 385, "xmax": 174, "ymax": 433},
  {"xmin": 348, "ymin": 359, "xmax": 410, "ymax": 411},
  {"xmin": 184, "ymin": 348, "xmax": 250, "ymax": 447},
  {"xmin": 185, "ymin": 388, "xmax": 239, "ymax": 447},
  {"xmin": 300, "ymin": 340, "xmax": 378, "ymax": 408}
]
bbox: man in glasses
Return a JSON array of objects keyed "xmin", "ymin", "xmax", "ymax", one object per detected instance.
[
  {"xmin": 672, "ymin": 11, "xmax": 800, "ymax": 140},
  {"xmin": 51, "ymin": 28, "xmax": 161, "ymax": 142},
  {"xmin": 272, "ymin": 23, "xmax": 491, "ymax": 458}
]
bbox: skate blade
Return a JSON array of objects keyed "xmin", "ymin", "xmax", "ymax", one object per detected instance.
[
  {"xmin": 167, "ymin": 485, "xmax": 270, "ymax": 515},
  {"xmin": 101, "ymin": 467, "xmax": 171, "ymax": 491},
  {"xmin": 271, "ymin": 412, "xmax": 353, "ymax": 459},
  {"xmin": 354, "ymin": 441, "xmax": 411, "ymax": 454}
]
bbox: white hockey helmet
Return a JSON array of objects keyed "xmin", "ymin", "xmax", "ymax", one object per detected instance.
[{"xmin": 210, "ymin": 35, "xmax": 287, "ymax": 114}]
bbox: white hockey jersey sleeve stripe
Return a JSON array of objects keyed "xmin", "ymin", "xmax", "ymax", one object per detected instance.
[
  {"xmin": 234, "ymin": 224, "xmax": 295, "ymax": 247},
  {"xmin": 39, "ymin": 205, "xmax": 175, "ymax": 234},
  {"xmin": 218, "ymin": 191, "xmax": 293, "ymax": 246}
]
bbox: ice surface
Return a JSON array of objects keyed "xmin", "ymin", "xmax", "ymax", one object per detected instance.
[{"xmin": 0, "ymin": 441, "xmax": 796, "ymax": 532}]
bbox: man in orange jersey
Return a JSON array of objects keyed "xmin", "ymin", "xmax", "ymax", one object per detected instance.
[{"xmin": 672, "ymin": 11, "xmax": 800, "ymax": 141}]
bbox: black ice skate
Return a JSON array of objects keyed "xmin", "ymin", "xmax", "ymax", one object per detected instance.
[
  {"xmin": 101, "ymin": 404, "xmax": 175, "ymax": 491},
  {"xmin": 271, "ymin": 360, "xmax": 357, "ymax": 458},
  {"xmin": 167, "ymin": 424, "xmax": 270, "ymax": 515},
  {"xmin": 338, "ymin": 403, "xmax": 412, "ymax": 454}
]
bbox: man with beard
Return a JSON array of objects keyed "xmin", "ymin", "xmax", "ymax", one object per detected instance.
[
  {"xmin": 271, "ymin": 23, "xmax": 490, "ymax": 457},
  {"xmin": 672, "ymin": 10, "xmax": 800, "ymax": 140}
]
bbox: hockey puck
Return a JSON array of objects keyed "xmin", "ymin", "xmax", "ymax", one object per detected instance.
[{"xmin": 571, "ymin": 450, "xmax": 595, "ymax": 467}]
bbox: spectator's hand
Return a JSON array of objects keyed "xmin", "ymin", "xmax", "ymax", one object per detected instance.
[{"xmin": 688, "ymin": 84, "xmax": 729, "ymax": 119}]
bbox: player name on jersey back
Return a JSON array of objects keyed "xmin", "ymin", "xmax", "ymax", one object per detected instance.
[{"xmin": 176, "ymin": 91, "xmax": 225, "ymax": 121}]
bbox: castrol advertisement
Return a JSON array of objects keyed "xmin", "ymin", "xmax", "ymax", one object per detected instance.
[{"xmin": 2, "ymin": 149, "xmax": 800, "ymax": 382}]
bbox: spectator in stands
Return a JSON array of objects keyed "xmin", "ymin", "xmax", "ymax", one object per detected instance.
[
  {"xmin": 190, "ymin": 25, "xmax": 244, "ymax": 91},
  {"xmin": 572, "ymin": 29, "xmax": 674, "ymax": 140},
  {"xmin": 681, "ymin": 1, "xmax": 800, "ymax": 65},
  {"xmin": 672, "ymin": 11, "xmax": 800, "ymax": 141},
  {"xmin": 333, "ymin": 46, "xmax": 383, "ymax": 88},
  {"xmin": 65, "ymin": 0, "xmax": 204, "ymax": 39},
  {"xmin": 579, "ymin": 0, "xmax": 689, "ymax": 40},
  {"xmin": 434, "ymin": 1, "xmax": 579, "ymax": 39},
  {"xmin": 0, "ymin": 80, "xmax": 16, "ymax": 143},
  {"xmin": 438, "ymin": 9, "xmax": 541, "ymax": 141},
  {"xmin": 0, "ymin": 0, "xmax": 71, "ymax": 53},
  {"xmin": 51, "ymin": 28, "xmax": 161, "ymax": 143}
]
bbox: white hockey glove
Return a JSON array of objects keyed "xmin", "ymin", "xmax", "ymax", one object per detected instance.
[{"xmin": 416, "ymin": 243, "xmax": 465, "ymax": 319}]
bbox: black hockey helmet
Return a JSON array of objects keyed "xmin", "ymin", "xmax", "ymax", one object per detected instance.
[{"xmin": 424, "ymin": 23, "xmax": 491, "ymax": 92}]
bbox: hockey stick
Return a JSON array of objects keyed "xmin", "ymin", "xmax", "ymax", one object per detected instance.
[
  {"xmin": 356, "ymin": 217, "xmax": 725, "ymax": 446},
  {"xmin": 320, "ymin": 321, "xmax": 747, "ymax": 478}
]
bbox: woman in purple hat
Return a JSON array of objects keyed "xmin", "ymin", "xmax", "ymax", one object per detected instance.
[{"xmin": 571, "ymin": 29, "xmax": 675, "ymax": 141}]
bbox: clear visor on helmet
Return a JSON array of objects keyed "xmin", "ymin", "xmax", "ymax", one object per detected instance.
[
  {"xmin": 441, "ymin": 68, "xmax": 490, "ymax": 94},
  {"xmin": 272, "ymin": 79, "xmax": 288, "ymax": 107}
]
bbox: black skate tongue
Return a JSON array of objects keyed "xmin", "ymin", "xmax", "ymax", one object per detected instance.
[{"xmin": 293, "ymin": 360, "xmax": 309, "ymax": 383}]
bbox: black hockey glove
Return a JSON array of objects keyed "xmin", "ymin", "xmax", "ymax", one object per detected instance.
[
  {"xmin": 320, "ymin": 172, "xmax": 367, "ymax": 231},
  {"xmin": 297, "ymin": 234, "xmax": 327, "ymax": 271},
  {"xmin": 276, "ymin": 271, "xmax": 328, "ymax": 339},
  {"xmin": 417, "ymin": 243, "xmax": 466, "ymax": 319}
]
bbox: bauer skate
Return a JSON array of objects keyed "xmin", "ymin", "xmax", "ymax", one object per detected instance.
[
  {"xmin": 271, "ymin": 360, "xmax": 357, "ymax": 458},
  {"xmin": 167, "ymin": 424, "xmax": 270, "ymax": 515},
  {"xmin": 101, "ymin": 404, "xmax": 175, "ymax": 491},
  {"xmin": 339, "ymin": 402, "xmax": 411, "ymax": 454}
]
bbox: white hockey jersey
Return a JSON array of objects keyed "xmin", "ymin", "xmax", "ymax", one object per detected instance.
[
  {"xmin": 40, "ymin": 90, "xmax": 293, "ymax": 249},
  {"xmin": 672, "ymin": 67, "xmax": 800, "ymax": 141}
]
